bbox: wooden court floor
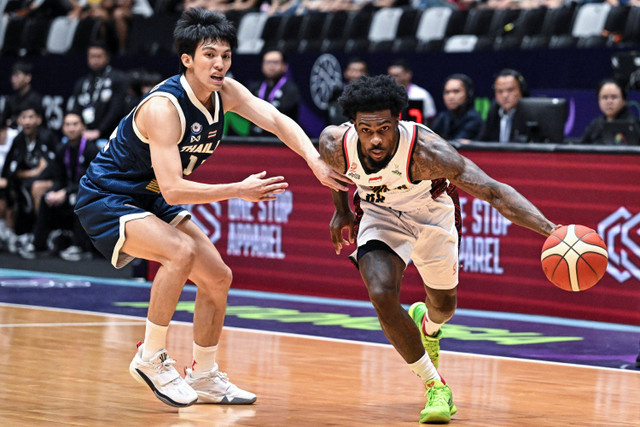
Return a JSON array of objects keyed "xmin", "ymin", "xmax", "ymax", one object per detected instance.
[{"xmin": 1, "ymin": 304, "xmax": 639, "ymax": 426}]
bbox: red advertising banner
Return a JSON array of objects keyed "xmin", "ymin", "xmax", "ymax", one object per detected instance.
[{"xmin": 149, "ymin": 144, "xmax": 640, "ymax": 325}]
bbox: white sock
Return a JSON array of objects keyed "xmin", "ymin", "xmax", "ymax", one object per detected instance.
[
  {"xmin": 409, "ymin": 352, "xmax": 441, "ymax": 384},
  {"xmin": 191, "ymin": 343, "xmax": 218, "ymax": 377},
  {"xmin": 425, "ymin": 310, "xmax": 444, "ymax": 337},
  {"xmin": 141, "ymin": 319, "xmax": 168, "ymax": 361}
]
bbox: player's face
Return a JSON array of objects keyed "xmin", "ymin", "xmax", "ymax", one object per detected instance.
[
  {"xmin": 494, "ymin": 76, "xmax": 522, "ymax": 112},
  {"xmin": 62, "ymin": 114, "xmax": 85, "ymax": 141},
  {"xmin": 185, "ymin": 40, "xmax": 232, "ymax": 92},
  {"xmin": 598, "ymin": 83, "xmax": 625, "ymax": 120},
  {"xmin": 354, "ymin": 110, "xmax": 399, "ymax": 171},
  {"xmin": 443, "ymin": 79, "xmax": 467, "ymax": 111}
]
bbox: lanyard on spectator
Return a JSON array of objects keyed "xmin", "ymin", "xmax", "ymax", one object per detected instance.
[
  {"xmin": 258, "ymin": 76, "xmax": 287, "ymax": 103},
  {"xmin": 65, "ymin": 137, "xmax": 87, "ymax": 180}
]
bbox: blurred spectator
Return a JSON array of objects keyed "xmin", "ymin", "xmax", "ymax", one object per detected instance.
[
  {"xmin": 2, "ymin": 62, "xmax": 43, "ymax": 130},
  {"xmin": 4, "ymin": 0, "xmax": 68, "ymax": 18},
  {"xmin": 0, "ymin": 113, "xmax": 19, "ymax": 250},
  {"xmin": 124, "ymin": 68, "xmax": 163, "ymax": 111},
  {"xmin": 431, "ymin": 73, "xmax": 483, "ymax": 142},
  {"xmin": 248, "ymin": 49, "xmax": 300, "ymax": 137},
  {"xmin": 227, "ymin": 0, "xmax": 260, "ymax": 12},
  {"xmin": 479, "ymin": 68, "xmax": 530, "ymax": 143},
  {"xmin": 0, "ymin": 104, "xmax": 59, "ymax": 239},
  {"xmin": 387, "ymin": 59, "xmax": 436, "ymax": 124},
  {"xmin": 580, "ymin": 78, "xmax": 640, "ymax": 145},
  {"xmin": 266, "ymin": 0, "xmax": 300, "ymax": 15},
  {"xmin": 19, "ymin": 112, "xmax": 100, "ymax": 260},
  {"xmin": 67, "ymin": 0, "xmax": 135, "ymax": 53},
  {"xmin": 67, "ymin": 41, "xmax": 129, "ymax": 143},
  {"xmin": 327, "ymin": 57, "xmax": 368, "ymax": 126}
]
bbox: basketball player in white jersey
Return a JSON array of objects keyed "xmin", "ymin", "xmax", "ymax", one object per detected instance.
[{"xmin": 319, "ymin": 75, "xmax": 557, "ymax": 424}]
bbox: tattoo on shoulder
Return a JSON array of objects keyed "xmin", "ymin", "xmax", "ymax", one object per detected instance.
[
  {"xmin": 319, "ymin": 127, "xmax": 347, "ymax": 173},
  {"xmin": 410, "ymin": 127, "xmax": 460, "ymax": 181}
]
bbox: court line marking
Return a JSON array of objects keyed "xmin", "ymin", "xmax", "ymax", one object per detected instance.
[
  {"xmin": 1, "ymin": 302, "xmax": 635, "ymax": 375},
  {"xmin": 0, "ymin": 321, "xmax": 145, "ymax": 328},
  {"xmin": 2, "ymin": 268, "xmax": 639, "ymax": 332}
]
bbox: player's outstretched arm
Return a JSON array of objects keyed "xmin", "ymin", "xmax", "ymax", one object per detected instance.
[
  {"xmin": 319, "ymin": 125, "xmax": 355, "ymax": 254},
  {"xmin": 221, "ymin": 78, "xmax": 348, "ymax": 192},
  {"xmin": 411, "ymin": 128, "xmax": 557, "ymax": 237},
  {"xmin": 140, "ymin": 97, "xmax": 288, "ymax": 204}
]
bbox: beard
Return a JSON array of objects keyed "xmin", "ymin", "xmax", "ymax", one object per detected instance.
[{"xmin": 364, "ymin": 151, "xmax": 393, "ymax": 172}]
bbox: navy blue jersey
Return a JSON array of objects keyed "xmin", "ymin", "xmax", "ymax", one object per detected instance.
[{"xmin": 84, "ymin": 74, "xmax": 224, "ymax": 195}]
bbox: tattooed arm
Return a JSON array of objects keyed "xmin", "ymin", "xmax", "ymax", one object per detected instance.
[
  {"xmin": 410, "ymin": 127, "xmax": 557, "ymax": 237},
  {"xmin": 319, "ymin": 125, "xmax": 356, "ymax": 254}
]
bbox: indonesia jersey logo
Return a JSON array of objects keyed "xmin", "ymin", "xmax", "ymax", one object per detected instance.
[
  {"xmin": 191, "ymin": 122, "xmax": 202, "ymax": 134},
  {"xmin": 369, "ymin": 176, "xmax": 382, "ymax": 183}
]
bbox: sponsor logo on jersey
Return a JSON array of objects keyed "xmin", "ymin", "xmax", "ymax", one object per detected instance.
[
  {"xmin": 347, "ymin": 171, "xmax": 360, "ymax": 180},
  {"xmin": 349, "ymin": 162, "xmax": 357, "ymax": 172},
  {"xmin": 190, "ymin": 135, "xmax": 201, "ymax": 143},
  {"xmin": 191, "ymin": 122, "xmax": 202, "ymax": 134}
]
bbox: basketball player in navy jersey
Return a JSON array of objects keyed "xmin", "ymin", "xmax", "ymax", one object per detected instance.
[
  {"xmin": 319, "ymin": 75, "xmax": 557, "ymax": 424},
  {"xmin": 75, "ymin": 8, "xmax": 347, "ymax": 408}
]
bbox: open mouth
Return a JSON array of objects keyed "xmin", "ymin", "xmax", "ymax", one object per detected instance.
[{"xmin": 369, "ymin": 149, "xmax": 385, "ymax": 159}]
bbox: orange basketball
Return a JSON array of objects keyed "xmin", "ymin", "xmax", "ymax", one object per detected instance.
[{"xmin": 540, "ymin": 224, "xmax": 608, "ymax": 292}]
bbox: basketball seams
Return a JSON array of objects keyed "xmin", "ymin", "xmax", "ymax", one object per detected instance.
[{"xmin": 540, "ymin": 224, "xmax": 608, "ymax": 292}]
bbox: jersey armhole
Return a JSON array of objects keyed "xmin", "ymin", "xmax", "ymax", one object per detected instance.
[
  {"xmin": 406, "ymin": 124, "xmax": 419, "ymax": 184},
  {"xmin": 133, "ymin": 92, "xmax": 186, "ymax": 145},
  {"xmin": 341, "ymin": 127, "xmax": 351, "ymax": 174}
]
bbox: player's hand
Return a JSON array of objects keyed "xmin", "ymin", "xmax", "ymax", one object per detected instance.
[
  {"xmin": 308, "ymin": 157, "xmax": 350, "ymax": 192},
  {"xmin": 330, "ymin": 210, "xmax": 355, "ymax": 255},
  {"xmin": 239, "ymin": 171, "xmax": 288, "ymax": 202}
]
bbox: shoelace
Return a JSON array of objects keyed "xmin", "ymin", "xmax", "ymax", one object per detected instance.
[
  {"xmin": 154, "ymin": 355, "xmax": 177, "ymax": 372},
  {"xmin": 425, "ymin": 385, "xmax": 445, "ymax": 405},
  {"xmin": 214, "ymin": 371, "xmax": 229, "ymax": 383}
]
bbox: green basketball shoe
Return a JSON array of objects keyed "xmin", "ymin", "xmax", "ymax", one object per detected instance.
[
  {"xmin": 420, "ymin": 379, "xmax": 457, "ymax": 424},
  {"xmin": 408, "ymin": 302, "xmax": 443, "ymax": 369}
]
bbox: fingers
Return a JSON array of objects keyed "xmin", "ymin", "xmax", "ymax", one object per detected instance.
[{"xmin": 325, "ymin": 177, "xmax": 350, "ymax": 192}]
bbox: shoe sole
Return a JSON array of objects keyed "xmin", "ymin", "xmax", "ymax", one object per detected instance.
[
  {"xmin": 195, "ymin": 392, "xmax": 257, "ymax": 405},
  {"xmin": 129, "ymin": 364, "xmax": 197, "ymax": 408},
  {"xmin": 420, "ymin": 403, "xmax": 457, "ymax": 424}
]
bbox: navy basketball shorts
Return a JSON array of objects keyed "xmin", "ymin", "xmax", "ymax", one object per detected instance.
[{"xmin": 75, "ymin": 176, "xmax": 190, "ymax": 269}]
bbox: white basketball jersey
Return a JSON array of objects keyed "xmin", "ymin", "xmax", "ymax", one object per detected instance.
[{"xmin": 343, "ymin": 121, "xmax": 451, "ymax": 212}]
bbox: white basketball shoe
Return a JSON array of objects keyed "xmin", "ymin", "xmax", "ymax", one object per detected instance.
[
  {"xmin": 184, "ymin": 367, "xmax": 257, "ymax": 404},
  {"xmin": 129, "ymin": 343, "xmax": 198, "ymax": 407}
]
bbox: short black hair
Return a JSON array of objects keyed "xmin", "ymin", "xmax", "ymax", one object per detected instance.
[
  {"xmin": 598, "ymin": 78, "xmax": 626, "ymax": 100},
  {"xmin": 338, "ymin": 75, "xmax": 408, "ymax": 121},
  {"xmin": 174, "ymin": 8, "xmax": 237, "ymax": 75},
  {"xmin": 387, "ymin": 58, "xmax": 411, "ymax": 72},
  {"xmin": 494, "ymin": 68, "xmax": 529, "ymax": 97},
  {"xmin": 88, "ymin": 40, "xmax": 110, "ymax": 54},
  {"xmin": 17, "ymin": 101, "xmax": 43, "ymax": 118},
  {"xmin": 11, "ymin": 61, "xmax": 33, "ymax": 75},
  {"xmin": 263, "ymin": 49, "xmax": 287, "ymax": 64}
]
